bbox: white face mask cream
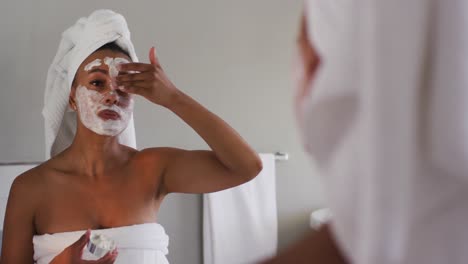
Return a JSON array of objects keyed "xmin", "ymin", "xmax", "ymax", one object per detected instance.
[
  {"xmin": 75, "ymin": 85, "xmax": 134, "ymax": 136},
  {"xmin": 84, "ymin": 59, "xmax": 102, "ymax": 71},
  {"xmin": 104, "ymin": 57, "xmax": 129, "ymax": 78},
  {"xmin": 75, "ymin": 56, "xmax": 133, "ymax": 136},
  {"xmin": 103, "ymin": 57, "xmax": 130, "ymax": 91}
]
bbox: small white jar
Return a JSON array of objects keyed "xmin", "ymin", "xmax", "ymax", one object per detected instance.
[{"xmin": 87, "ymin": 233, "xmax": 116, "ymax": 258}]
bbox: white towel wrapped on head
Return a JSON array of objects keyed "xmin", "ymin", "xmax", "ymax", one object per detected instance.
[{"xmin": 42, "ymin": 9, "xmax": 138, "ymax": 158}]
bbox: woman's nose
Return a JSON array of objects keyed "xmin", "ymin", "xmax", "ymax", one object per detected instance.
[{"xmin": 102, "ymin": 90, "xmax": 118, "ymax": 106}]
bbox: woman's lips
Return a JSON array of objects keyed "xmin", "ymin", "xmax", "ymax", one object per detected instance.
[{"xmin": 98, "ymin": 109, "xmax": 120, "ymax": 120}]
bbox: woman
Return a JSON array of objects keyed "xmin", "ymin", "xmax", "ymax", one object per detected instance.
[
  {"xmin": 269, "ymin": 0, "xmax": 468, "ymax": 263},
  {"xmin": 0, "ymin": 10, "xmax": 262, "ymax": 264},
  {"xmin": 261, "ymin": 10, "xmax": 346, "ymax": 264}
]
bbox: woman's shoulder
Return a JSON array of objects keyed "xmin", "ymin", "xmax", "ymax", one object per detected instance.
[
  {"xmin": 132, "ymin": 147, "xmax": 190, "ymax": 173},
  {"xmin": 8, "ymin": 159, "xmax": 70, "ymax": 214},
  {"xmin": 136, "ymin": 147, "xmax": 184, "ymax": 160},
  {"xmin": 7, "ymin": 166, "xmax": 47, "ymax": 220},
  {"xmin": 132, "ymin": 147, "xmax": 174, "ymax": 165},
  {"xmin": 10, "ymin": 163, "xmax": 49, "ymax": 196},
  {"xmin": 11, "ymin": 155, "xmax": 69, "ymax": 192},
  {"xmin": 129, "ymin": 147, "xmax": 177, "ymax": 180}
]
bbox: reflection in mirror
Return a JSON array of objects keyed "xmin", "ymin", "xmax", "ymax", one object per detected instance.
[{"xmin": 0, "ymin": 2, "xmax": 310, "ymax": 264}]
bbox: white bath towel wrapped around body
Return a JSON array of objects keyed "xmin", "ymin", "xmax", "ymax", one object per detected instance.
[{"xmin": 33, "ymin": 223, "xmax": 169, "ymax": 264}]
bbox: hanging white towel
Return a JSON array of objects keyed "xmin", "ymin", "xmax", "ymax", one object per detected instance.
[
  {"xmin": 42, "ymin": 9, "xmax": 138, "ymax": 159},
  {"xmin": 203, "ymin": 154, "xmax": 277, "ymax": 264}
]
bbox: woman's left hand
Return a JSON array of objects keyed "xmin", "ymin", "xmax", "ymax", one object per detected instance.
[{"xmin": 116, "ymin": 47, "xmax": 179, "ymax": 107}]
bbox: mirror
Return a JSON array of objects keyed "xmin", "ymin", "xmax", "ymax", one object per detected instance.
[{"xmin": 0, "ymin": 1, "xmax": 319, "ymax": 263}]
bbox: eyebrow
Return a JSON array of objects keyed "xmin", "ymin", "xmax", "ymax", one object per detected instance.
[{"xmin": 87, "ymin": 68, "xmax": 108, "ymax": 75}]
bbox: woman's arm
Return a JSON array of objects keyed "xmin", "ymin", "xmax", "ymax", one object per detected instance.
[
  {"xmin": 0, "ymin": 174, "xmax": 36, "ymax": 264},
  {"xmin": 143, "ymin": 89, "xmax": 263, "ymax": 194},
  {"xmin": 117, "ymin": 47, "xmax": 262, "ymax": 194}
]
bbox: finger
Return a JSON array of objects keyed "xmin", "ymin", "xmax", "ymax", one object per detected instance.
[
  {"xmin": 119, "ymin": 84, "xmax": 145, "ymax": 95},
  {"xmin": 74, "ymin": 229, "xmax": 91, "ymax": 257},
  {"xmin": 116, "ymin": 71, "xmax": 154, "ymax": 82},
  {"xmin": 81, "ymin": 250, "xmax": 118, "ymax": 264},
  {"xmin": 149, "ymin": 46, "xmax": 161, "ymax": 67},
  {"xmin": 118, "ymin": 80, "xmax": 153, "ymax": 89},
  {"xmin": 97, "ymin": 249, "xmax": 119, "ymax": 264},
  {"xmin": 74, "ymin": 229, "xmax": 91, "ymax": 248},
  {"xmin": 118, "ymin": 62, "xmax": 153, "ymax": 73},
  {"xmin": 117, "ymin": 70, "xmax": 140, "ymax": 75}
]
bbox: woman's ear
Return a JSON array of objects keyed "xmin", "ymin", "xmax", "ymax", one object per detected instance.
[
  {"xmin": 69, "ymin": 95, "xmax": 77, "ymax": 111},
  {"xmin": 69, "ymin": 83, "xmax": 78, "ymax": 111}
]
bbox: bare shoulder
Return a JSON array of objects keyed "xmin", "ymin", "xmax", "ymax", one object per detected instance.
[
  {"xmin": 13, "ymin": 156, "xmax": 63, "ymax": 186},
  {"xmin": 2, "ymin": 164, "xmax": 52, "ymax": 263},
  {"xmin": 130, "ymin": 147, "xmax": 185, "ymax": 194},
  {"xmin": 133, "ymin": 147, "xmax": 183, "ymax": 167},
  {"xmin": 8, "ymin": 154, "xmax": 75, "ymax": 210},
  {"xmin": 130, "ymin": 147, "xmax": 185, "ymax": 178},
  {"xmin": 8, "ymin": 162, "xmax": 50, "ymax": 206},
  {"xmin": 11, "ymin": 166, "xmax": 41, "ymax": 193}
]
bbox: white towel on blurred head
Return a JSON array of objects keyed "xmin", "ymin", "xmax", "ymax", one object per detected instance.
[
  {"xmin": 42, "ymin": 9, "xmax": 138, "ymax": 158},
  {"xmin": 299, "ymin": 1, "xmax": 468, "ymax": 263}
]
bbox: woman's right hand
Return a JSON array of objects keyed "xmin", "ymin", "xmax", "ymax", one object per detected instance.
[{"xmin": 50, "ymin": 230, "xmax": 118, "ymax": 264}]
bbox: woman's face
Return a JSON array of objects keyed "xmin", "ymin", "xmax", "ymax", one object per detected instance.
[{"xmin": 70, "ymin": 49, "xmax": 134, "ymax": 136}]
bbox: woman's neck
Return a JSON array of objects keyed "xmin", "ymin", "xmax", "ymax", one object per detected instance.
[{"xmin": 67, "ymin": 125, "xmax": 124, "ymax": 179}]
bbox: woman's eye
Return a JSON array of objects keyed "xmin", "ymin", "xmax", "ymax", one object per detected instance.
[{"xmin": 90, "ymin": 80, "xmax": 104, "ymax": 87}]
